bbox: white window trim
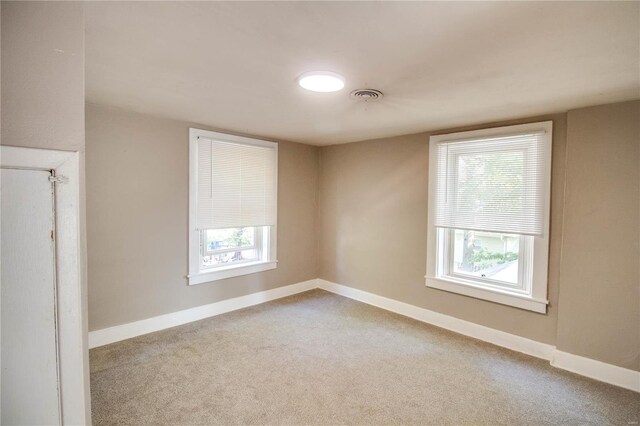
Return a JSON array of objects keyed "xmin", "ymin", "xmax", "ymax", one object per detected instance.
[
  {"xmin": 188, "ymin": 129, "xmax": 278, "ymax": 285},
  {"xmin": 425, "ymin": 121, "xmax": 552, "ymax": 313}
]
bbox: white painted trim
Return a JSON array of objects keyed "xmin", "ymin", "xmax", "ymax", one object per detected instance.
[
  {"xmin": 89, "ymin": 279, "xmax": 317, "ymax": 348},
  {"xmin": 426, "ymin": 121, "xmax": 553, "ymax": 314},
  {"xmin": 317, "ymin": 279, "xmax": 554, "ymax": 360},
  {"xmin": 188, "ymin": 128, "xmax": 279, "ymax": 285},
  {"xmin": 188, "ymin": 260, "xmax": 277, "ymax": 285},
  {"xmin": 88, "ymin": 276, "xmax": 639, "ymax": 393},
  {"xmin": 0, "ymin": 145, "xmax": 77, "ymax": 170},
  {"xmin": 318, "ymin": 279, "xmax": 639, "ymax": 393},
  {"xmin": 426, "ymin": 277, "xmax": 548, "ymax": 314},
  {"xmin": 1, "ymin": 146, "xmax": 89, "ymax": 424},
  {"xmin": 551, "ymin": 350, "xmax": 640, "ymax": 393}
]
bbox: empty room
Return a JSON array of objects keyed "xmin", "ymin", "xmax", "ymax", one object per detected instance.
[{"xmin": 1, "ymin": 1, "xmax": 639, "ymax": 425}]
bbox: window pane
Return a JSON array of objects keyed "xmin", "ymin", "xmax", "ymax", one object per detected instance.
[
  {"xmin": 201, "ymin": 227, "xmax": 264, "ymax": 269},
  {"xmin": 204, "ymin": 227, "xmax": 255, "ymax": 251},
  {"xmin": 452, "ymin": 229, "xmax": 519, "ymax": 285},
  {"xmin": 202, "ymin": 249, "xmax": 259, "ymax": 268}
]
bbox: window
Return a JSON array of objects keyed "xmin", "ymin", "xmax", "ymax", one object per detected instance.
[
  {"xmin": 188, "ymin": 129, "xmax": 277, "ymax": 285},
  {"xmin": 426, "ymin": 121, "xmax": 552, "ymax": 313},
  {"xmin": 201, "ymin": 227, "xmax": 268, "ymax": 268}
]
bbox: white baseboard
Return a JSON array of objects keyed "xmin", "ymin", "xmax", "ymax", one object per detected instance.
[
  {"xmin": 88, "ymin": 277, "xmax": 639, "ymax": 393},
  {"xmin": 317, "ymin": 279, "xmax": 555, "ymax": 361},
  {"xmin": 88, "ymin": 279, "xmax": 317, "ymax": 348},
  {"xmin": 317, "ymin": 279, "xmax": 639, "ymax": 393},
  {"xmin": 551, "ymin": 350, "xmax": 640, "ymax": 392}
]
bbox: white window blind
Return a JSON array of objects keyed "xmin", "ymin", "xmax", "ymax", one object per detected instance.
[
  {"xmin": 433, "ymin": 131, "xmax": 550, "ymax": 236},
  {"xmin": 197, "ymin": 137, "xmax": 277, "ymax": 230}
]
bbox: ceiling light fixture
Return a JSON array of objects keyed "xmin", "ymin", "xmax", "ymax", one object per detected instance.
[{"xmin": 297, "ymin": 71, "xmax": 345, "ymax": 93}]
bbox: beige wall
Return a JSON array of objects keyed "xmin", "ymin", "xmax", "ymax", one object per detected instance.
[
  {"xmin": 85, "ymin": 94, "xmax": 636, "ymax": 369},
  {"xmin": 556, "ymin": 101, "xmax": 639, "ymax": 370},
  {"xmin": 318, "ymin": 101, "xmax": 640, "ymax": 369},
  {"xmin": 1, "ymin": 2, "xmax": 91, "ymax": 422},
  {"xmin": 318, "ymin": 114, "xmax": 567, "ymax": 345},
  {"xmin": 86, "ymin": 103, "xmax": 319, "ymax": 331},
  {"xmin": 1, "ymin": 1, "xmax": 84, "ymax": 151}
]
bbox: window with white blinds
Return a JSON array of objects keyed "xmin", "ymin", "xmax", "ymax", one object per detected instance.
[
  {"xmin": 433, "ymin": 131, "xmax": 550, "ymax": 236},
  {"xmin": 426, "ymin": 121, "xmax": 553, "ymax": 313},
  {"xmin": 197, "ymin": 137, "xmax": 277, "ymax": 230},
  {"xmin": 189, "ymin": 129, "xmax": 278, "ymax": 285}
]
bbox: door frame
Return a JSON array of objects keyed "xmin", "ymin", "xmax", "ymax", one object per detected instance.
[{"xmin": 1, "ymin": 146, "xmax": 90, "ymax": 424}]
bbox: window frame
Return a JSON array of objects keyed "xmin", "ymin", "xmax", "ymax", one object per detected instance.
[
  {"xmin": 426, "ymin": 121, "xmax": 552, "ymax": 313},
  {"xmin": 188, "ymin": 129, "xmax": 278, "ymax": 285}
]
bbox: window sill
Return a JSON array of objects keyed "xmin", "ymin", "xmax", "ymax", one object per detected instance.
[
  {"xmin": 188, "ymin": 260, "xmax": 277, "ymax": 285},
  {"xmin": 425, "ymin": 276, "xmax": 548, "ymax": 314}
]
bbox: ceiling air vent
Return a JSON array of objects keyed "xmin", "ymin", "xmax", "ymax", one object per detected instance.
[{"xmin": 350, "ymin": 89, "xmax": 383, "ymax": 101}]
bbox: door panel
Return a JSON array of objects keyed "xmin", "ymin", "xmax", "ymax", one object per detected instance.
[{"xmin": 1, "ymin": 168, "xmax": 60, "ymax": 425}]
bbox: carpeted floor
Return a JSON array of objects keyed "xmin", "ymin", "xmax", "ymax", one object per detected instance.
[{"xmin": 90, "ymin": 289, "xmax": 640, "ymax": 425}]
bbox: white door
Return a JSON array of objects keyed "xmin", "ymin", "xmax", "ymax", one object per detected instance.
[{"xmin": 1, "ymin": 168, "xmax": 61, "ymax": 425}]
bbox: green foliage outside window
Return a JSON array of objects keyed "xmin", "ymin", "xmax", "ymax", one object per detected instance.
[{"xmin": 472, "ymin": 248, "xmax": 518, "ymax": 269}]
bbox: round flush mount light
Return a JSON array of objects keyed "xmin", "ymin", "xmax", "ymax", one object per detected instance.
[{"xmin": 297, "ymin": 71, "xmax": 345, "ymax": 92}]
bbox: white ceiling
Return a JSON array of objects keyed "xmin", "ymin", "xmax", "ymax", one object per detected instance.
[{"xmin": 85, "ymin": 1, "xmax": 639, "ymax": 146}]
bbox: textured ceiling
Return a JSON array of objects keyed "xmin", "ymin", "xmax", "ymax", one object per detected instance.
[{"xmin": 86, "ymin": 1, "xmax": 640, "ymax": 145}]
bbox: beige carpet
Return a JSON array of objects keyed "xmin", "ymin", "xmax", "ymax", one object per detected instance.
[{"xmin": 90, "ymin": 289, "xmax": 639, "ymax": 425}]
